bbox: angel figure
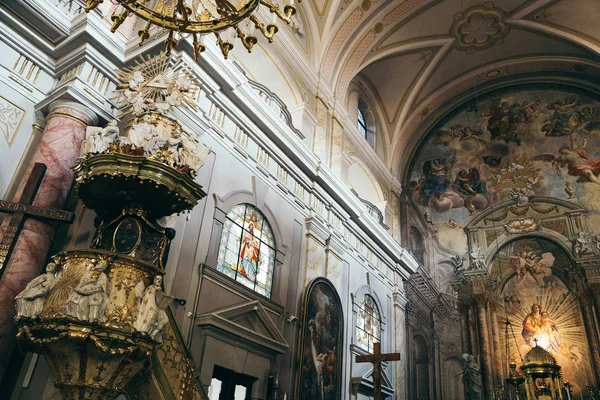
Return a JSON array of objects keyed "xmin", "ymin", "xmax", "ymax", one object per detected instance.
[
  {"xmin": 134, "ymin": 275, "xmax": 173, "ymax": 342},
  {"xmin": 65, "ymin": 260, "xmax": 108, "ymax": 322},
  {"xmin": 530, "ymin": 145, "xmax": 600, "ymax": 185},
  {"xmin": 128, "ymin": 70, "xmax": 145, "ymax": 90},
  {"xmin": 15, "ymin": 262, "xmax": 58, "ymax": 319},
  {"xmin": 510, "ymin": 251, "xmax": 553, "ymax": 285}
]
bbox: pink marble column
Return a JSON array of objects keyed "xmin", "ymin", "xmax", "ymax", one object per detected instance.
[
  {"xmin": 474, "ymin": 295, "xmax": 495, "ymax": 400},
  {"xmin": 459, "ymin": 303, "xmax": 472, "ymax": 354},
  {"xmin": 0, "ymin": 101, "xmax": 97, "ymax": 382}
]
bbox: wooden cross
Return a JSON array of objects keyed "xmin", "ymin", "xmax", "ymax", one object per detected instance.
[
  {"xmin": 0, "ymin": 163, "xmax": 74, "ymax": 279},
  {"xmin": 356, "ymin": 342, "xmax": 401, "ymax": 400}
]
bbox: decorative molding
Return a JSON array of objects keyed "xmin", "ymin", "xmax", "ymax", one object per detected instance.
[
  {"xmin": 451, "ymin": 5, "xmax": 508, "ymax": 53},
  {"xmin": 0, "ymin": 96, "xmax": 25, "ymax": 147}
]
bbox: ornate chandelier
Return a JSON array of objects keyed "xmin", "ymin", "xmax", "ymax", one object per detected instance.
[{"xmin": 85, "ymin": 0, "xmax": 299, "ymax": 59}]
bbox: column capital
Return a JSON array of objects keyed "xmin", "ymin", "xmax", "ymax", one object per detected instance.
[
  {"xmin": 48, "ymin": 101, "xmax": 99, "ymax": 126},
  {"xmin": 473, "ymin": 293, "xmax": 489, "ymax": 307},
  {"xmin": 393, "ymin": 285, "xmax": 409, "ymax": 310},
  {"xmin": 589, "ymin": 283, "xmax": 600, "ymax": 298}
]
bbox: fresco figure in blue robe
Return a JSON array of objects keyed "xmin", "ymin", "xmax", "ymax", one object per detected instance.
[
  {"xmin": 421, "ymin": 159, "xmax": 450, "ymax": 198},
  {"xmin": 455, "ymin": 168, "xmax": 487, "ymax": 196}
]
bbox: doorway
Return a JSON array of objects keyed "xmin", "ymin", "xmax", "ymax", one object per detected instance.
[{"xmin": 208, "ymin": 365, "xmax": 256, "ymax": 400}]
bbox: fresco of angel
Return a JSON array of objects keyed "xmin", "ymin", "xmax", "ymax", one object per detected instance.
[
  {"xmin": 530, "ymin": 144, "xmax": 600, "ymax": 185},
  {"xmin": 509, "ymin": 250, "xmax": 554, "ymax": 285},
  {"xmin": 542, "ymin": 95, "xmax": 583, "ymax": 137}
]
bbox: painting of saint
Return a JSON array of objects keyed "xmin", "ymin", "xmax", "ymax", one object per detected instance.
[
  {"xmin": 297, "ymin": 278, "xmax": 343, "ymax": 400},
  {"xmin": 239, "ymin": 223, "xmax": 260, "ymax": 281}
]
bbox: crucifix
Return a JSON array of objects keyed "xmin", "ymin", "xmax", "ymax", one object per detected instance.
[
  {"xmin": 0, "ymin": 163, "xmax": 74, "ymax": 279},
  {"xmin": 356, "ymin": 342, "xmax": 401, "ymax": 400}
]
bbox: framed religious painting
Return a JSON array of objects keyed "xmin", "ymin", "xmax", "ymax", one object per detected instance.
[{"xmin": 295, "ymin": 277, "xmax": 344, "ymax": 400}]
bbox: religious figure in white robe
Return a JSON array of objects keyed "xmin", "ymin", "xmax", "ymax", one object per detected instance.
[
  {"xmin": 15, "ymin": 262, "xmax": 57, "ymax": 319},
  {"xmin": 133, "ymin": 275, "xmax": 173, "ymax": 342},
  {"xmin": 81, "ymin": 120, "xmax": 120, "ymax": 155},
  {"xmin": 65, "ymin": 260, "xmax": 108, "ymax": 322}
]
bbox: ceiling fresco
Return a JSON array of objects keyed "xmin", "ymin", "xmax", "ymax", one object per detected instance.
[{"xmin": 407, "ymin": 87, "xmax": 600, "ymax": 252}]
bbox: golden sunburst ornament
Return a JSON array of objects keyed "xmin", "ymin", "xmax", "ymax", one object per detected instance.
[{"xmin": 114, "ymin": 53, "xmax": 200, "ymax": 116}]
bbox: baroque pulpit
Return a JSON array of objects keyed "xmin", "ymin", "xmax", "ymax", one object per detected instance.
[{"xmin": 13, "ymin": 54, "xmax": 210, "ymax": 399}]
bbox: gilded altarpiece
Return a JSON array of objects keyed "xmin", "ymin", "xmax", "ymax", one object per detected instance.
[{"xmin": 492, "ymin": 238, "xmax": 593, "ymax": 396}]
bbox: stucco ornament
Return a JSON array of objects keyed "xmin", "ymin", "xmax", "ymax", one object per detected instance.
[
  {"xmin": 78, "ymin": 53, "xmax": 211, "ymax": 177},
  {"xmin": 15, "ymin": 263, "xmax": 57, "ymax": 319},
  {"xmin": 504, "ymin": 217, "xmax": 541, "ymax": 234},
  {"xmin": 117, "ymin": 53, "xmax": 198, "ymax": 116},
  {"xmin": 452, "ymin": 5, "xmax": 508, "ymax": 52}
]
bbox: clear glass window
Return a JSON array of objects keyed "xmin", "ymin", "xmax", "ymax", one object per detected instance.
[{"xmin": 358, "ymin": 108, "xmax": 368, "ymax": 139}]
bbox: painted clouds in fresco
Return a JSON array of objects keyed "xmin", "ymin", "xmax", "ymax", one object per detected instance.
[{"xmin": 408, "ymin": 89, "xmax": 600, "ymax": 251}]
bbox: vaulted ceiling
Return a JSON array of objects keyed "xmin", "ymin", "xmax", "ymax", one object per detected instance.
[{"xmin": 297, "ymin": 0, "xmax": 600, "ymax": 176}]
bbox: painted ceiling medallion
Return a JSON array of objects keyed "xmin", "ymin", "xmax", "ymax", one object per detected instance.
[{"xmin": 452, "ymin": 4, "xmax": 508, "ymax": 53}]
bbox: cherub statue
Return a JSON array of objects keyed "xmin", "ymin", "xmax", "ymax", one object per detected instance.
[
  {"xmin": 133, "ymin": 275, "xmax": 174, "ymax": 342},
  {"xmin": 15, "ymin": 262, "xmax": 58, "ymax": 319},
  {"xmin": 65, "ymin": 260, "xmax": 108, "ymax": 322}
]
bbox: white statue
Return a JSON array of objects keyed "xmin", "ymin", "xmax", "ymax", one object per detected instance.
[
  {"xmin": 128, "ymin": 70, "xmax": 145, "ymax": 90},
  {"xmin": 573, "ymin": 231, "xmax": 593, "ymax": 258},
  {"xmin": 65, "ymin": 260, "xmax": 108, "ymax": 322},
  {"xmin": 128, "ymin": 121, "xmax": 153, "ymax": 150},
  {"xmin": 81, "ymin": 120, "xmax": 120, "ymax": 155},
  {"xmin": 134, "ymin": 275, "xmax": 173, "ymax": 342},
  {"xmin": 179, "ymin": 132, "xmax": 210, "ymax": 172},
  {"xmin": 15, "ymin": 263, "xmax": 57, "ymax": 319},
  {"xmin": 469, "ymin": 247, "xmax": 486, "ymax": 270}
]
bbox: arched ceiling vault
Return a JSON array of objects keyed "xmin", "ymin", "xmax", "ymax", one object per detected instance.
[{"xmin": 301, "ymin": 0, "xmax": 600, "ymax": 177}]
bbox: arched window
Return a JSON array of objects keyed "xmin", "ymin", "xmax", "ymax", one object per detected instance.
[
  {"xmin": 355, "ymin": 294, "xmax": 382, "ymax": 352},
  {"xmin": 358, "ymin": 108, "xmax": 368, "ymax": 139},
  {"xmin": 216, "ymin": 204, "xmax": 276, "ymax": 298},
  {"xmin": 357, "ymin": 97, "xmax": 375, "ymax": 149},
  {"xmin": 409, "ymin": 226, "xmax": 425, "ymax": 265}
]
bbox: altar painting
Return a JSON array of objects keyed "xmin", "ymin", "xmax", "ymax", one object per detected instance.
[
  {"xmin": 297, "ymin": 278, "xmax": 343, "ymax": 400},
  {"xmin": 497, "ymin": 239, "xmax": 593, "ymax": 395},
  {"xmin": 407, "ymin": 88, "xmax": 600, "ymax": 253}
]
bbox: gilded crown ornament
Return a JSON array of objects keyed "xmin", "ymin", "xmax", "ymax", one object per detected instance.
[{"xmin": 85, "ymin": 0, "xmax": 300, "ymax": 59}]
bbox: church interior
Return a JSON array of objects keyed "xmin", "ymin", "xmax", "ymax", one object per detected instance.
[{"xmin": 0, "ymin": 0, "xmax": 600, "ymax": 399}]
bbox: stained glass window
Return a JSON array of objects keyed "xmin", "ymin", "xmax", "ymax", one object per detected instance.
[
  {"xmin": 356, "ymin": 294, "xmax": 381, "ymax": 352},
  {"xmin": 216, "ymin": 204, "xmax": 276, "ymax": 298}
]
